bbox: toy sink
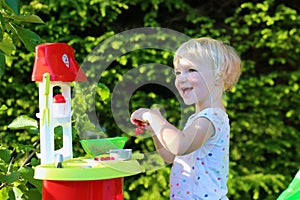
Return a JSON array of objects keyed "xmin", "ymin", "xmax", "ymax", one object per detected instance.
[{"xmin": 80, "ymin": 137, "xmax": 127, "ymax": 157}]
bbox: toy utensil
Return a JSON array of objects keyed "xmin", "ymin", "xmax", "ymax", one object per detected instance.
[{"xmin": 41, "ymin": 73, "xmax": 50, "ymax": 126}]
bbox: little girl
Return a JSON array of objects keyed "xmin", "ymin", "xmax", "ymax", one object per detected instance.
[{"xmin": 131, "ymin": 38, "xmax": 241, "ymax": 199}]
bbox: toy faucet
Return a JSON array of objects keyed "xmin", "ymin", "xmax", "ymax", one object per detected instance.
[{"xmin": 32, "ymin": 43, "xmax": 87, "ymax": 164}]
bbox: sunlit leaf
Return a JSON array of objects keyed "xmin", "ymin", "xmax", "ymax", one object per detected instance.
[
  {"xmin": 8, "ymin": 115, "xmax": 38, "ymax": 130},
  {"xmin": 0, "ymin": 33, "xmax": 16, "ymax": 55},
  {"xmin": 97, "ymin": 83, "xmax": 111, "ymax": 101},
  {"xmin": 0, "ymin": 104, "xmax": 8, "ymax": 111},
  {"xmin": 13, "ymin": 186, "xmax": 23, "ymax": 200}
]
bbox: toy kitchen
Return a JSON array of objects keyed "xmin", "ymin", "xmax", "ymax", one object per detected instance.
[{"xmin": 32, "ymin": 43, "xmax": 143, "ymax": 200}]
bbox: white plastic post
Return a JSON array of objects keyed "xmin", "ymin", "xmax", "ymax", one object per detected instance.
[{"xmin": 38, "ymin": 81, "xmax": 73, "ymax": 164}]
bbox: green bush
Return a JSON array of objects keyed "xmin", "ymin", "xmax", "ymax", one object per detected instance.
[{"xmin": 0, "ymin": 0, "xmax": 299, "ymax": 199}]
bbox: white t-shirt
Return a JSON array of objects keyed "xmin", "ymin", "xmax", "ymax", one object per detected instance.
[{"xmin": 170, "ymin": 108, "xmax": 230, "ymax": 200}]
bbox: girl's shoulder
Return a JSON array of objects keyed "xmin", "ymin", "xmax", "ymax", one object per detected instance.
[
  {"xmin": 185, "ymin": 107, "xmax": 228, "ymax": 130},
  {"xmin": 193, "ymin": 107, "xmax": 228, "ymax": 122}
]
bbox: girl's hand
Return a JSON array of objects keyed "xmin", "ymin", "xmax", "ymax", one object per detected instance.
[
  {"xmin": 130, "ymin": 108, "xmax": 150, "ymax": 124},
  {"xmin": 131, "ymin": 108, "xmax": 149, "ymax": 135},
  {"xmin": 131, "ymin": 108, "xmax": 159, "ymax": 135}
]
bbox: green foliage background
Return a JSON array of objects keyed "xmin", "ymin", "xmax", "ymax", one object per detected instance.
[{"xmin": 1, "ymin": 0, "xmax": 300, "ymax": 199}]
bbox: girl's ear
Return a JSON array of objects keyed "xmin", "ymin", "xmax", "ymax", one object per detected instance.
[{"xmin": 215, "ymin": 76, "xmax": 224, "ymax": 87}]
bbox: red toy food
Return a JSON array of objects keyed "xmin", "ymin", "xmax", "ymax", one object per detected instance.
[
  {"xmin": 132, "ymin": 119, "xmax": 147, "ymax": 135},
  {"xmin": 53, "ymin": 94, "xmax": 66, "ymax": 103},
  {"xmin": 94, "ymin": 156, "xmax": 115, "ymax": 161}
]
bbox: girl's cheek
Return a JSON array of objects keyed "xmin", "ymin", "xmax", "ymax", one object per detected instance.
[{"xmin": 175, "ymin": 82, "xmax": 181, "ymax": 93}]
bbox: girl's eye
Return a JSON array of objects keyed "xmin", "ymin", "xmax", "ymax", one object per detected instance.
[
  {"xmin": 173, "ymin": 68, "xmax": 197, "ymax": 76},
  {"xmin": 173, "ymin": 70, "xmax": 181, "ymax": 75},
  {"xmin": 188, "ymin": 68, "xmax": 197, "ymax": 73}
]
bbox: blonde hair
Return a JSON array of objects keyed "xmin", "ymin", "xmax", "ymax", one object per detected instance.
[{"xmin": 173, "ymin": 37, "xmax": 242, "ymax": 90}]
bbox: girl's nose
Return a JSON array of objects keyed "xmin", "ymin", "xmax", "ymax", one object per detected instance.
[{"xmin": 176, "ymin": 73, "xmax": 188, "ymax": 82}]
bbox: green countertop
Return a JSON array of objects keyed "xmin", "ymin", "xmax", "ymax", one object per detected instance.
[{"xmin": 34, "ymin": 154, "xmax": 144, "ymax": 181}]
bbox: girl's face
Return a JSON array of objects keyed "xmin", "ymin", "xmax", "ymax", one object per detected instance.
[{"xmin": 174, "ymin": 56, "xmax": 215, "ymax": 107}]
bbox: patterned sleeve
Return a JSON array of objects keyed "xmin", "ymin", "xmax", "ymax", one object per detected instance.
[{"xmin": 192, "ymin": 108, "xmax": 229, "ymax": 157}]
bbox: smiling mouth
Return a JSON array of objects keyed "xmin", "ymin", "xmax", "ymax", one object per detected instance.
[{"xmin": 182, "ymin": 87, "xmax": 193, "ymax": 95}]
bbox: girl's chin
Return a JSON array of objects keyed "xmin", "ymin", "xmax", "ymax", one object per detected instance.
[{"xmin": 182, "ymin": 98, "xmax": 195, "ymax": 105}]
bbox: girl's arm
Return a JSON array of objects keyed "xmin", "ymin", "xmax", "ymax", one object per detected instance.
[
  {"xmin": 131, "ymin": 108, "xmax": 215, "ymax": 157},
  {"xmin": 152, "ymin": 133, "xmax": 175, "ymax": 163}
]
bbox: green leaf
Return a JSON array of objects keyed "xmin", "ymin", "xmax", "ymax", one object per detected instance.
[
  {"xmin": 27, "ymin": 189, "xmax": 42, "ymax": 200},
  {"xmin": 0, "ymin": 104, "xmax": 6, "ymax": 110},
  {"xmin": 0, "ymin": 26, "xmax": 3, "ymax": 41},
  {"xmin": 19, "ymin": 167, "xmax": 42, "ymax": 193},
  {"xmin": 11, "ymin": 15, "xmax": 44, "ymax": 24},
  {"xmin": 0, "ymin": 148, "xmax": 11, "ymax": 163},
  {"xmin": 5, "ymin": 172, "xmax": 20, "ymax": 184},
  {"xmin": 5, "ymin": 0, "xmax": 19, "ymax": 15},
  {"xmin": 0, "ymin": 52, "xmax": 5, "ymax": 78},
  {"xmin": 0, "ymin": 33, "xmax": 16, "ymax": 55},
  {"xmin": 97, "ymin": 83, "xmax": 111, "ymax": 101},
  {"xmin": 13, "ymin": 186, "xmax": 23, "ymax": 200},
  {"xmin": 10, "ymin": 25, "xmax": 42, "ymax": 51},
  {"xmin": 13, "ymin": 144, "xmax": 35, "ymax": 152},
  {"xmin": 0, "ymin": 187, "xmax": 10, "ymax": 200},
  {"xmin": 0, "ymin": 13, "xmax": 4, "ymax": 41},
  {"xmin": 0, "ymin": 163, "xmax": 7, "ymax": 172},
  {"xmin": 0, "ymin": 173, "xmax": 5, "ymax": 182},
  {"xmin": 8, "ymin": 115, "xmax": 38, "ymax": 130},
  {"xmin": 0, "ymin": 13, "xmax": 5, "ymax": 31},
  {"xmin": 0, "ymin": 13, "xmax": 5, "ymax": 41}
]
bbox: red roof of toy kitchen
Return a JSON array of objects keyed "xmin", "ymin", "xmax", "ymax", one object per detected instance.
[{"xmin": 31, "ymin": 43, "xmax": 87, "ymax": 82}]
